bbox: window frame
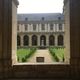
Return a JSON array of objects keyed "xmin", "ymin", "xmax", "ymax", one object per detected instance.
[{"xmin": 1, "ymin": 0, "xmax": 80, "ymax": 79}]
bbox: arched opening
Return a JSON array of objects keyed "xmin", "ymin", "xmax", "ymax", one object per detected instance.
[
  {"xmin": 32, "ymin": 35, "xmax": 37, "ymax": 46},
  {"xmin": 40, "ymin": 35, "xmax": 46, "ymax": 46},
  {"xmin": 23, "ymin": 35, "xmax": 29, "ymax": 46},
  {"xmin": 49, "ymin": 35, "xmax": 55, "ymax": 46},
  {"xmin": 17, "ymin": 35, "xmax": 20, "ymax": 46},
  {"xmin": 58, "ymin": 35, "xmax": 64, "ymax": 46}
]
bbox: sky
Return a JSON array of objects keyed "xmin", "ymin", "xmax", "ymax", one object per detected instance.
[{"xmin": 18, "ymin": 0, "xmax": 64, "ymax": 14}]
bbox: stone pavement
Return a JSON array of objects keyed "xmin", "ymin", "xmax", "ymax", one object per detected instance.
[{"xmin": 27, "ymin": 49, "xmax": 55, "ymax": 63}]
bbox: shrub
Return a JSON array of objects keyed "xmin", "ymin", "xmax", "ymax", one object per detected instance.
[
  {"xmin": 17, "ymin": 48, "xmax": 36, "ymax": 62},
  {"xmin": 49, "ymin": 47, "xmax": 64, "ymax": 62},
  {"xmin": 22, "ymin": 57, "xmax": 26, "ymax": 62}
]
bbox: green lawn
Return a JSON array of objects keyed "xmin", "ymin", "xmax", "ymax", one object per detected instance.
[
  {"xmin": 49, "ymin": 47, "xmax": 65, "ymax": 62},
  {"xmin": 17, "ymin": 48, "xmax": 36, "ymax": 62}
]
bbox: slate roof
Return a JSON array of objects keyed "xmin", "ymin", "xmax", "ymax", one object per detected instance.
[{"xmin": 17, "ymin": 13, "xmax": 64, "ymax": 21}]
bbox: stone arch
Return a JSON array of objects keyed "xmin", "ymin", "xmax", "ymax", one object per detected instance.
[
  {"xmin": 17, "ymin": 35, "xmax": 20, "ymax": 46},
  {"xmin": 32, "ymin": 35, "xmax": 37, "ymax": 46},
  {"xmin": 58, "ymin": 35, "xmax": 64, "ymax": 46},
  {"xmin": 23, "ymin": 35, "xmax": 29, "ymax": 46},
  {"xmin": 49, "ymin": 35, "xmax": 55, "ymax": 46},
  {"xmin": 40, "ymin": 35, "xmax": 46, "ymax": 46}
]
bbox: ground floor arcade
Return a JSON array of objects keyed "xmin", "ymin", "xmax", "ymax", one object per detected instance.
[{"xmin": 17, "ymin": 33, "xmax": 64, "ymax": 47}]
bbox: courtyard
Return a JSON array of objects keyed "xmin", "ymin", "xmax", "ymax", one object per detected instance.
[{"xmin": 17, "ymin": 47, "xmax": 65, "ymax": 63}]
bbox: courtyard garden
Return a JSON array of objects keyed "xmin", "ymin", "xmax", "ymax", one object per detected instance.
[
  {"xmin": 17, "ymin": 48, "xmax": 36, "ymax": 62},
  {"xmin": 17, "ymin": 47, "xmax": 65, "ymax": 63},
  {"xmin": 49, "ymin": 47, "xmax": 65, "ymax": 62}
]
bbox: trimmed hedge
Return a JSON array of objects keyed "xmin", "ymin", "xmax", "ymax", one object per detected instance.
[
  {"xmin": 17, "ymin": 48, "xmax": 36, "ymax": 62},
  {"xmin": 49, "ymin": 47, "xmax": 65, "ymax": 62}
]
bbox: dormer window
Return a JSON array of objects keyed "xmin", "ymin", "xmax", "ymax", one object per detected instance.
[
  {"xmin": 42, "ymin": 17, "xmax": 45, "ymax": 20},
  {"xmin": 58, "ymin": 17, "xmax": 61, "ymax": 20},
  {"xmin": 25, "ymin": 17, "xmax": 28, "ymax": 21}
]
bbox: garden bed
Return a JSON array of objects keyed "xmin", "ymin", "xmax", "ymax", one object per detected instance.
[
  {"xmin": 17, "ymin": 48, "xmax": 36, "ymax": 62},
  {"xmin": 49, "ymin": 47, "xmax": 65, "ymax": 62}
]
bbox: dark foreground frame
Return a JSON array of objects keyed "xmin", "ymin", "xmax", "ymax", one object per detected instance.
[{"xmin": 0, "ymin": 0, "xmax": 80, "ymax": 79}]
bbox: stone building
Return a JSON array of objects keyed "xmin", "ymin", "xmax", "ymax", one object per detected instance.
[{"xmin": 17, "ymin": 13, "xmax": 64, "ymax": 48}]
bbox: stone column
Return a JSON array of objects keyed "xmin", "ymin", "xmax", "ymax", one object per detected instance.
[
  {"xmin": 38, "ymin": 35, "xmax": 40, "ymax": 47},
  {"xmin": 20, "ymin": 35, "xmax": 24, "ymax": 47},
  {"xmin": 55, "ymin": 35, "xmax": 58, "ymax": 46},
  {"xmin": 29, "ymin": 35, "xmax": 32, "ymax": 47},
  {"xmin": 46, "ymin": 35, "xmax": 49, "ymax": 47}
]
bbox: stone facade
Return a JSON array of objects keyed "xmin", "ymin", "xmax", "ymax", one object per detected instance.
[{"xmin": 17, "ymin": 14, "xmax": 65, "ymax": 48}]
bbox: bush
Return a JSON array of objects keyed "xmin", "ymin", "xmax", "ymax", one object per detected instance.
[
  {"xmin": 22, "ymin": 57, "xmax": 26, "ymax": 62},
  {"xmin": 17, "ymin": 48, "xmax": 36, "ymax": 62},
  {"xmin": 49, "ymin": 47, "xmax": 64, "ymax": 62}
]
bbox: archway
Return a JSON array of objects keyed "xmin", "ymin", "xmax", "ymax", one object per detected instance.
[
  {"xmin": 40, "ymin": 35, "xmax": 46, "ymax": 46},
  {"xmin": 49, "ymin": 35, "xmax": 55, "ymax": 46},
  {"xmin": 17, "ymin": 35, "xmax": 20, "ymax": 46},
  {"xmin": 23, "ymin": 35, "xmax": 29, "ymax": 46},
  {"xmin": 58, "ymin": 35, "xmax": 64, "ymax": 46},
  {"xmin": 32, "ymin": 35, "xmax": 37, "ymax": 46}
]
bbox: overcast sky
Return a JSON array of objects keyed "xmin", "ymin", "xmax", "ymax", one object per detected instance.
[{"xmin": 18, "ymin": 0, "xmax": 64, "ymax": 14}]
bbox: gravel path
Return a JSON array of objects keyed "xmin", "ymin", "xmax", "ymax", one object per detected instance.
[{"xmin": 27, "ymin": 49, "xmax": 55, "ymax": 63}]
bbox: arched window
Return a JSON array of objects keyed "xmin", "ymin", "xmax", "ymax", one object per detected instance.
[
  {"xmin": 23, "ymin": 35, "xmax": 29, "ymax": 46},
  {"xmin": 17, "ymin": 35, "xmax": 20, "ymax": 46},
  {"xmin": 58, "ymin": 35, "xmax": 64, "ymax": 46},
  {"xmin": 32, "ymin": 35, "xmax": 37, "ymax": 46},
  {"xmin": 49, "ymin": 35, "xmax": 55, "ymax": 46}
]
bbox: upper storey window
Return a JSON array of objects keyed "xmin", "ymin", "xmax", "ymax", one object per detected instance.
[
  {"xmin": 59, "ymin": 24, "xmax": 62, "ymax": 30},
  {"xmin": 25, "ymin": 24, "xmax": 28, "ymax": 31},
  {"xmin": 41, "ymin": 24, "xmax": 45, "ymax": 30},
  {"xmin": 33, "ymin": 24, "xmax": 36, "ymax": 31},
  {"xmin": 50, "ymin": 24, "xmax": 54, "ymax": 30}
]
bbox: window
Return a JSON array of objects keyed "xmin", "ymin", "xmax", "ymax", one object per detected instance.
[
  {"xmin": 2, "ymin": 0, "xmax": 80, "ymax": 79},
  {"xmin": 25, "ymin": 24, "xmax": 28, "ymax": 31},
  {"xmin": 23, "ymin": 35, "xmax": 29, "ymax": 46},
  {"xmin": 25, "ymin": 17, "xmax": 28, "ymax": 21},
  {"xmin": 32, "ymin": 35, "xmax": 37, "ymax": 46},
  {"xmin": 49, "ymin": 35, "xmax": 55, "ymax": 46},
  {"xmin": 42, "ymin": 17, "xmax": 45, "ymax": 20},
  {"xmin": 58, "ymin": 35, "xmax": 64, "ymax": 46},
  {"xmin": 50, "ymin": 24, "xmax": 54, "ymax": 30},
  {"xmin": 58, "ymin": 17, "xmax": 61, "ymax": 20},
  {"xmin": 59, "ymin": 24, "xmax": 62, "ymax": 30},
  {"xmin": 33, "ymin": 24, "xmax": 36, "ymax": 31},
  {"xmin": 41, "ymin": 24, "xmax": 45, "ymax": 30}
]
